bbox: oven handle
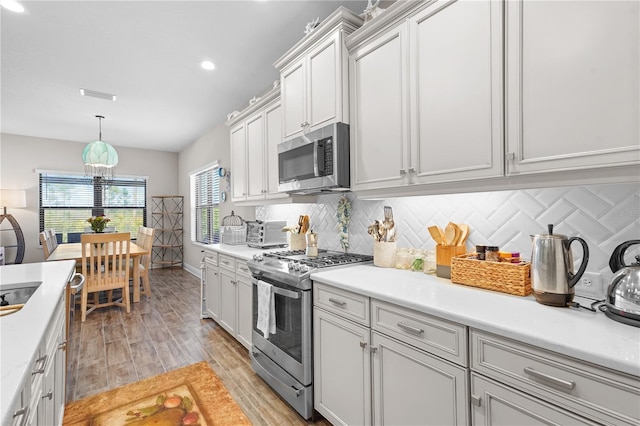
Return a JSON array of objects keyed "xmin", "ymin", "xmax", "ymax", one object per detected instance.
[{"xmin": 252, "ymin": 277, "xmax": 300, "ymax": 300}]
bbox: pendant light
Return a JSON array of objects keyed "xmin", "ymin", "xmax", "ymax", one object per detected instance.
[{"xmin": 82, "ymin": 115, "xmax": 119, "ymax": 179}]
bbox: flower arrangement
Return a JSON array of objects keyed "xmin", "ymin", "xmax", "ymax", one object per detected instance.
[
  {"xmin": 336, "ymin": 196, "xmax": 351, "ymax": 251},
  {"xmin": 87, "ymin": 215, "xmax": 110, "ymax": 233}
]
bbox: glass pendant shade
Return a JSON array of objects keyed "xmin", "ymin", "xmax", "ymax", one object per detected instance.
[{"xmin": 83, "ymin": 115, "xmax": 118, "ymax": 178}]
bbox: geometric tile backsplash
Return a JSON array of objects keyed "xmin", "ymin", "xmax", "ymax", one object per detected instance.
[{"xmin": 257, "ymin": 182, "xmax": 640, "ymax": 296}]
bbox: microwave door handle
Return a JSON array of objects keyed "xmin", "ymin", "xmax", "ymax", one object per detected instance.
[{"xmin": 313, "ymin": 140, "xmax": 319, "ymax": 177}]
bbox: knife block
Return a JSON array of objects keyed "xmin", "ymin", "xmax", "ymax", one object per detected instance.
[{"xmin": 436, "ymin": 245, "xmax": 466, "ymax": 278}]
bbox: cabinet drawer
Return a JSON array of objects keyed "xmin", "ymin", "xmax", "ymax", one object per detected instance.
[
  {"xmin": 203, "ymin": 251, "xmax": 218, "ymax": 267},
  {"xmin": 471, "ymin": 329, "xmax": 640, "ymax": 426},
  {"xmin": 235, "ymin": 259, "xmax": 251, "ymax": 278},
  {"xmin": 314, "ymin": 283, "xmax": 369, "ymax": 327},
  {"xmin": 371, "ymin": 299, "xmax": 467, "ymax": 367},
  {"xmin": 218, "ymin": 255, "xmax": 235, "ymax": 272}
]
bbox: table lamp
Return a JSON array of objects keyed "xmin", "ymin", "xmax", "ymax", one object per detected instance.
[{"xmin": 0, "ymin": 189, "xmax": 26, "ymax": 264}]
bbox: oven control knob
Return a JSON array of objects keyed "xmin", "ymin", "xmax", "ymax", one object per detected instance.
[
  {"xmin": 253, "ymin": 254, "xmax": 261, "ymax": 261},
  {"xmin": 293, "ymin": 262, "xmax": 301, "ymax": 271},
  {"xmin": 288, "ymin": 261, "xmax": 295, "ymax": 270},
  {"xmin": 299, "ymin": 264, "xmax": 309, "ymax": 273}
]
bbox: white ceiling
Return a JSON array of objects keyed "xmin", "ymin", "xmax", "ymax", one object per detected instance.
[{"xmin": 1, "ymin": 0, "xmax": 369, "ymax": 152}]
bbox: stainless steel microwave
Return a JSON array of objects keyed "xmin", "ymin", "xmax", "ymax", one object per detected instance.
[{"xmin": 277, "ymin": 122, "xmax": 350, "ymax": 194}]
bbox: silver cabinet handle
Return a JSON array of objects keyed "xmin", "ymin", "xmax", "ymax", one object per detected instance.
[
  {"xmin": 370, "ymin": 346, "xmax": 378, "ymax": 354},
  {"xmin": 328, "ymin": 297, "xmax": 346, "ymax": 307},
  {"xmin": 471, "ymin": 394, "xmax": 481, "ymax": 407},
  {"xmin": 58, "ymin": 340, "xmax": 67, "ymax": 351},
  {"xmin": 397, "ymin": 322, "xmax": 424, "ymax": 336},
  {"xmin": 42, "ymin": 390, "xmax": 53, "ymax": 400},
  {"xmin": 408, "ymin": 167, "xmax": 415, "ymax": 173},
  {"xmin": 523, "ymin": 367, "xmax": 575, "ymax": 390},
  {"xmin": 359, "ymin": 341, "xmax": 367, "ymax": 349},
  {"xmin": 13, "ymin": 407, "xmax": 29, "ymax": 426},
  {"xmin": 399, "ymin": 169, "xmax": 407, "ymax": 175},
  {"xmin": 32, "ymin": 355, "xmax": 47, "ymax": 375}
]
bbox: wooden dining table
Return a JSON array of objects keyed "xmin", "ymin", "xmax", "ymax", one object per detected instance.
[{"xmin": 46, "ymin": 242, "xmax": 150, "ymax": 303}]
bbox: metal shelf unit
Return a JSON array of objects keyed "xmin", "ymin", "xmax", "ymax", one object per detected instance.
[{"xmin": 151, "ymin": 195, "xmax": 183, "ymax": 268}]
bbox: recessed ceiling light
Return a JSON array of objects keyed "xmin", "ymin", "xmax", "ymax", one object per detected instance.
[
  {"xmin": 0, "ymin": 0, "xmax": 25, "ymax": 13},
  {"xmin": 80, "ymin": 88, "xmax": 117, "ymax": 101},
  {"xmin": 201, "ymin": 60, "xmax": 216, "ymax": 71}
]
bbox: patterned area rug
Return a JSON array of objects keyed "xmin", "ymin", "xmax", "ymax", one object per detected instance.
[{"xmin": 63, "ymin": 361, "xmax": 251, "ymax": 425}]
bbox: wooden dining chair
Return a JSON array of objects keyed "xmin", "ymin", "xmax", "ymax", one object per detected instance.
[
  {"xmin": 39, "ymin": 231, "xmax": 51, "ymax": 259},
  {"xmin": 131, "ymin": 226, "xmax": 155, "ymax": 299},
  {"xmin": 80, "ymin": 232, "xmax": 131, "ymax": 322},
  {"xmin": 39, "ymin": 229, "xmax": 58, "ymax": 259}
]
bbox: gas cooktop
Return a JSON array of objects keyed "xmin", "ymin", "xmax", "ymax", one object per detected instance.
[{"xmin": 248, "ymin": 250, "xmax": 373, "ymax": 290}]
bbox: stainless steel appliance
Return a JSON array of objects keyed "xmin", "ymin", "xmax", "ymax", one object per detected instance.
[
  {"xmin": 248, "ymin": 249, "xmax": 373, "ymax": 419},
  {"xmin": 245, "ymin": 220, "xmax": 288, "ymax": 248},
  {"xmin": 278, "ymin": 122, "xmax": 350, "ymax": 194},
  {"xmin": 604, "ymin": 240, "xmax": 640, "ymax": 327},
  {"xmin": 531, "ymin": 224, "xmax": 589, "ymax": 306}
]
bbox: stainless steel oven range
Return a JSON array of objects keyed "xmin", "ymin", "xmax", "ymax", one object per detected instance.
[{"xmin": 247, "ymin": 249, "xmax": 373, "ymax": 419}]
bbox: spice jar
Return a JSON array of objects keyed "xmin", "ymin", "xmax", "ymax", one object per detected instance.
[
  {"xmin": 476, "ymin": 245, "xmax": 487, "ymax": 260},
  {"xmin": 395, "ymin": 247, "xmax": 412, "ymax": 270},
  {"xmin": 423, "ymin": 250, "xmax": 436, "ymax": 275},
  {"xmin": 486, "ymin": 246, "xmax": 500, "ymax": 262}
]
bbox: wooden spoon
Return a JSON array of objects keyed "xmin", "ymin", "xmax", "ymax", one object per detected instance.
[
  {"xmin": 427, "ymin": 226, "xmax": 444, "ymax": 245},
  {"xmin": 457, "ymin": 224, "xmax": 469, "ymax": 245},
  {"xmin": 444, "ymin": 222, "xmax": 458, "ymax": 246}
]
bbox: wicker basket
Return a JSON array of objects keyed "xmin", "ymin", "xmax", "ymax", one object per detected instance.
[{"xmin": 450, "ymin": 253, "xmax": 532, "ymax": 296}]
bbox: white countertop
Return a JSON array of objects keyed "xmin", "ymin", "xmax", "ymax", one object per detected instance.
[
  {"xmin": 311, "ymin": 264, "xmax": 640, "ymax": 377},
  {"xmin": 199, "ymin": 243, "xmax": 278, "ymax": 260},
  {"xmin": 0, "ymin": 260, "xmax": 76, "ymax": 424}
]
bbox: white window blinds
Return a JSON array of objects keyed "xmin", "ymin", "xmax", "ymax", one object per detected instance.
[{"xmin": 191, "ymin": 165, "xmax": 220, "ymax": 244}]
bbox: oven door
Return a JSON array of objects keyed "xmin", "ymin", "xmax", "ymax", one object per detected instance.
[{"xmin": 251, "ymin": 276, "xmax": 312, "ymax": 386}]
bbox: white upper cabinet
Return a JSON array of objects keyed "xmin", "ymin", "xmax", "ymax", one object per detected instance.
[
  {"xmin": 275, "ymin": 7, "xmax": 363, "ymax": 141},
  {"xmin": 230, "ymin": 123, "xmax": 246, "ymax": 201},
  {"xmin": 505, "ymin": 0, "xmax": 640, "ymax": 175},
  {"xmin": 348, "ymin": 0, "xmax": 504, "ymax": 193},
  {"xmin": 227, "ymin": 86, "xmax": 288, "ymax": 204}
]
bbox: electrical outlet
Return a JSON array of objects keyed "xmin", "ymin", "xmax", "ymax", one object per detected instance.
[{"xmin": 575, "ymin": 272, "xmax": 604, "ymax": 298}]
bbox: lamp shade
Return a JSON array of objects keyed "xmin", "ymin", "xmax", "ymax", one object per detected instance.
[
  {"xmin": 0, "ymin": 189, "xmax": 26, "ymax": 208},
  {"xmin": 82, "ymin": 140, "xmax": 119, "ymax": 168}
]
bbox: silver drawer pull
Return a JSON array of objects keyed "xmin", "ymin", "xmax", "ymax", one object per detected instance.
[
  {"xmin": 42, "ymin": 390, "xmax": 53, "ymax": 400},
  {"xmin": 32, "ymin": 355, "xmax": 47, "ymax": 375},
  {"xmin": 13, "ymin": 407, "xmax": 29, "ymax": 426},
  {"xmin": 328, "ymin": 297, "xmax": 346, "ymax": 307},
  {"xmin": 397, "ymin": 321, "xmax": 424, "ymax": 335},
  {"xmin": 524, "ymin": 367, "xmax": 575, "ymax": 390}
]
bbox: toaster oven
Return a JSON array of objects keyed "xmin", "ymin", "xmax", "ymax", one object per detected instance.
[{"xmin": 246, "ymin": 220, "xmax": 288, "ymax": 248}]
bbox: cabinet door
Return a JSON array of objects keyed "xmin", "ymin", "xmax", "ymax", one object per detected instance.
[
  {"xmin": 471, "ymin": 373, "xmax": 600, "ymax": 426},
  {"xmin": 372, "ymin": 331, "xmax": 469, "ymax": 426},
  {"xmin": 205, "ymin": 263, "xmax": 220, "ymax": 321},
  {"xmin": 308, "ymin": 32, "xmax": 340, "ymax": 130},
  {"xmin": 264, "ymin": 101, "xmax": 287, "ymax": 199},
  {"xmin": 230, "ymin": 124, "xmax": 247, "ymax": 201},
  {"xmin": 314, "ymin": 307, "xmax": 371, "ymax": 426},
  {"xmin": 245, "ymin": 113, "xmax": 265, "ymax": 200},
  {"xmin": 505, "ymin": 0, "xmax": 640, "ymax": 174},
  {"xmin": 218, "ymin": 270, "xmax": 237, "ymax": 336},
  {"xmin": 410, "ymin": 0, "xmax": 504, "ymax": 184},
  {"xmin": 53, "ymin": 322, "xmax": 66, "ymax": 426},
  {"xmin": 350, "ymin": 24, "xmax": 409, "ymax": 191},
  {"xmin": 282, "ymin": 58, "xmax": 306, "ymax": 139},
  {"xmin": 236, "ymin": 275, "xmax": 252, "ymax": 350}
]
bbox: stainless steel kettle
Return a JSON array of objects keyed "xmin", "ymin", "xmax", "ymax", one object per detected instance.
[
  {"xmin": 604, "ymin": 240, "xmax": 640, "ymax": 327},
  {"xmin": 531, "ymin": 224, "xmax": 589, "ymax": 306}
]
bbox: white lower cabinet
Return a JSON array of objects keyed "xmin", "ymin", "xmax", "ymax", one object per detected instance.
[
  {"xmin": 471, "ymin": 374, "xmax": 600, "ymax": 426},
  {"xmin": 470, "ymin": 329, "xmax": 640, "ymax": 426},
  {"xmin": 372, "ymin": 331, "xmax": 468, "ymax": 426},
  {"xmin": 313, "ymin": 283, "xmax": 468, "ymax": 425},
  {"xmin": 204, "ymin": 250, "xmax": 252, "ymax": 350},
  {"xmin": 314, "ymin": 307, "xmax": 371, "ymax": 426},
  {"xmin": 11, "ymin": 294, "xmax": 67, "ymax": 426}
]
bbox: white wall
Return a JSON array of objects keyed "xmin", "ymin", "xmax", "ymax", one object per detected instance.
[
  {"xmin": 178, "ymin": 121, "xmax": 255, "ymax": 273},
  {"xmin": 0, "ymin": 133, "xmax": 178, "ymax": 263}
]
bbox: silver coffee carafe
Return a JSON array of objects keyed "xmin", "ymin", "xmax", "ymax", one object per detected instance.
[{"xmin": 530, "ymin": 224, "xmax": 589, "ymax": 307}]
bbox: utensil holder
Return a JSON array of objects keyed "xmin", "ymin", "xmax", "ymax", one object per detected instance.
[
  {"xmin": 289, "ymin": 233, "xmax": 306, "ymax": 251},
  {"xmin": 374, "ymin": 241, "xmax": 397, "ymax": 268},
  {"xmin": 436, "ymin": 245, "xmax": 466, "ymax": 278}
]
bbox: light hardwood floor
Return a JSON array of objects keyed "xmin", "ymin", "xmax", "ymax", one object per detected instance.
[{"xmin": 66, "ymin": 267, "xmax": 330, "ymax": 425}]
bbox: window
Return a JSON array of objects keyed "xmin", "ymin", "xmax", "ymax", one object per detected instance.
[
  {"xmin": 39, "ymin": 172, "xmax": 146, "ymax": 242},
  {"xmin": 190, "ymin": 164, "xmax": 220, "ymax": 244}
]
